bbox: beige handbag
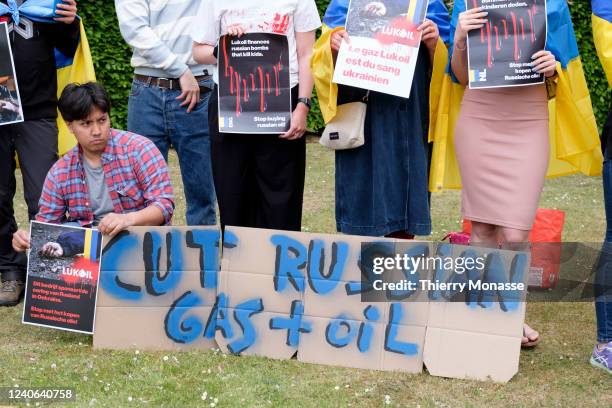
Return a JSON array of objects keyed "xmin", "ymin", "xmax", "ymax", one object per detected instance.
[{"xmin": 319, "ymin": 92, "xmax": 369, "ymax": 150}]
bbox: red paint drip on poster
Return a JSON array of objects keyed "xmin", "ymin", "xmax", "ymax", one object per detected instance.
[
  {"xmin": 486, "ymin": 21, "xmax": 492, "ymax": 68},
  {"xmin": 511, "ymin": 12, "xmax": 519, "ymax": 61},
  {"xmin": 471, "ymin": 1, "xmax": 541, "ymax": 67}
]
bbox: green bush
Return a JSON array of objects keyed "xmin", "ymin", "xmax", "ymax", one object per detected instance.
[
  {"xmin": 570, "ymin": 1, "xmax": 610, "ymax": 129},
  {"xmin": 78, "ymin": 0, "xmax": 609, "ymax": 133},
  {"xmin": 79, "ymin": 0, "xmax": 133, "ymax": 130}
]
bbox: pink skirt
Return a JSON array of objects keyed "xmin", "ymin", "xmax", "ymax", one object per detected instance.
[{"xmin": 454, "ymin": 85, "xmax": 549, "ymax": 230}]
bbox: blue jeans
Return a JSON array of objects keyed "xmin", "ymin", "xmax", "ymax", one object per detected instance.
[
  {"xmin": 597, "ymin": 158, "xmax": 612, "ymax": 342},
  {"xmin": 127, "ymin": 77, "xmax": 216, "ymax": 225}
]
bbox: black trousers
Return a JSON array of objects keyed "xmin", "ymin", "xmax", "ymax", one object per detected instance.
[
  {"xmin": 604, "ymin": 91, "xmax": 612, "ymax": 159},
  {"xmin": 208, "ymin": 86, "xmax": 305, "ymax": 232},
  {"xmin": 0, "ymin": 119, "xmax": 58, "ymax": 281}
]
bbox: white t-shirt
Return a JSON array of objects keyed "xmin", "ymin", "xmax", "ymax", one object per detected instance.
[{"xmin": 191, "ymin": 0, "xmax": 322, "ymax": 88}]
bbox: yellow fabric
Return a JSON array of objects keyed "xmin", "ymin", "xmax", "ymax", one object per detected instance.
[
  {"xmin": 56, "ymin": 22, "xmax": 96, "ymax": 156},
  {"xmin": 593, "ymin": 14, "xmax": 612, "ymax": 88},
  {"xmin": 429, "ymin": 58, "xmax": 603, "ymax": 192},
  {"xmin": 311, "ymin": 24, "xmax": 449, "ymax": 129},
  {"xmin": 427, "ymin": 40, "xmax": 449, "ymax": 144},
  {"xmin": 311, "ymin": 24, "xmax": 343, "ymax": 124}
]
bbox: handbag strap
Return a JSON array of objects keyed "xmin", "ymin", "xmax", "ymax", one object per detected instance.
[{"xmin": 362, "ymin": 90, "xmax": 370, "ymax": 103}]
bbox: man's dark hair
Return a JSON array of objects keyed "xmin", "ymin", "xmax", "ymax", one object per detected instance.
[{"xmin": 58, "ymin": 82, "xmax": 111, "ymax": 122}]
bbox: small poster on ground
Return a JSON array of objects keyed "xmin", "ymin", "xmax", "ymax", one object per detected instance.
[
  {"xmin": 467, "ymin": 0, "xmax": 548, "ymax": 89},
  {"xmin": 0, "ymin": 22, "xmax": 23, "ymax": 126},
  {"xmin": 22, "ymin": 222, "xmax": 102, "ymax": 334},
  {"xmin": 218, "ymin": 33, "xmax": 292, "ymax": 134},
  {"xmin": 332, "ymin": 0, "xmax": 428, "ymax": 98}
]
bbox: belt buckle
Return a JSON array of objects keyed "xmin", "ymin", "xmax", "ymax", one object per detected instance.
[{"xmin": 156, "ymin": 77, "xmax": 169, "ymax": 88}]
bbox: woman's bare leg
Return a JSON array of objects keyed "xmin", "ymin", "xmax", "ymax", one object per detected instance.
[{"xmin": 498, "ymin": 226, "xmax": 539, "ymax": 347}]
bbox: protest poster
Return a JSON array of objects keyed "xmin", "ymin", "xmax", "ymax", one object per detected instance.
[
  {"xmin": 332, "ymin": 0, "xmax": 428, "ymax": 98},
  {"xmin": 23, "ymin": 222, "xmax": 102, "ymax": 334},
  {"xmin": 0, "ymin": 22, "xmax": 23, "ymax": 126},
  {"xmin": 217, "ymin": 33, "xmax": 292, "ymax": 134},
  {"xmin": 94, "ymin": 226, "xmax": 530, "ymax": 382},
  {"xmin": 467, "ymin": 0, "xmax": 547, "ymax": 89}
]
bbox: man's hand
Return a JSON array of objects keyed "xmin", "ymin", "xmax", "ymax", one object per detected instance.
[
  {"xmin": 12, "ymin": 229, "xmax": 30, "ymax": 253},
  {"xmin": 54, "ymin": 0, "xmax": 77, "ymax": 25},
  {"xmin": 280, "ymin": 103, "xmax": 308, "ymax": 140},
  {"xmin": 97, "ymin": 213, "xmax": 135, "ymax": 238},
  {"xmin": 177, "ymin": 70, "xmax": 200, "ymax": 113},
  {"xmin": 41, "ymin": 242, "xmax": 64, "ymax": 258}
]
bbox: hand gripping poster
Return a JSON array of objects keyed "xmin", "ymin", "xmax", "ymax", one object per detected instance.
[
  {"xmin": 0, "ymin": 22, "xmax": 24, "ymax": 126},
  {"xmin": 332, "ymin": 0, "xmax": 429, "ymax": 98},
  {"xmin": 467, "ymin": 0, "xmax": 547, "ymax": 89},
  {"xmin": 218, "ymin": 33, "xmax": 292, "ymax": 134},
  {"xmin": 23, "ymin": 222, "xmax": 102, "ymax": 334}
]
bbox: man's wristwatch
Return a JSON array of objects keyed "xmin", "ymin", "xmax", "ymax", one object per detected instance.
[{"xmin": 297, "ymin": 97, "xmax": 311, "ymax": 110}]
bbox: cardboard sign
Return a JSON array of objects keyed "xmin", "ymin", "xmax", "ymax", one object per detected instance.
[
  {"xmin": 0, "ymin": 22, "xmax": 23, "ymax": 126},
  {"xmin": 23, "ymin": 222, "xmax": 102, "ymax": 334},
  {"xmin": 94, "ymin": 227, "xmax": 219, "ymax": 350},
  {"xmin": 93, "ymin": 226, "xmax": 529, "ymax": 382},
  {"xmin": 467, "ymin": 0, "xmax": 547, "ymax": 89},
  {"xmin": 333, "ymin": 0, "xmax": 428, "ymax": 98},
  {"xmin": 217, "ymin": 33, "xmax": 292, "ymax": 134}
]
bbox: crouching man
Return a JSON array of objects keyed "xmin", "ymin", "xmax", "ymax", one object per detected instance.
[{"xmin": 6, "ymin": 82, "xmax": 175, "ymax": 304}]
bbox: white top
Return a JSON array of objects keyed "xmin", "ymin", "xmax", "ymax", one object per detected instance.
[
  {"xmin": 115, "ymin": 0, "xmax": 215, "ymax": 78},
  {"xmin": 191, "ymin": 0, "xmax": 322, "ymax": 87}
]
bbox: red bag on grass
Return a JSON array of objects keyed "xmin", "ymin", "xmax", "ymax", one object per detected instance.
[{"xmin": 461, "ymin": 209, "xmax": 565, "ymax": 289}]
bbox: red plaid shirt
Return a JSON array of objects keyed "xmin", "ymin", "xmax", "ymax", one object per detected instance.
[{"xmin": 37, "ymin": 129, "xmax": 175, "ymax": 226}]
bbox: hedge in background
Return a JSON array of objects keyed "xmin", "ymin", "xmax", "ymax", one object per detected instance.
[
  {"xmin": 570, "ymin": 0, "xmax": 610, "ymax": 129},
  {"xmin": 78, "ymin": 0, "xmax": 609, "ymax": 132},
  {"xmin": 79, "ymin": 0, "xmax": 133, "ymax": 130}
]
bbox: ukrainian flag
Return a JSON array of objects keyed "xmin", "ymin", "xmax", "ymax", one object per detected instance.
[
  {"xmin": 0, "ymin": 0, "xmax": 96, "ymax": 157},
  {"xmin": 592, "ymin": 0, "xmax": 612, "ymax": 88},
  {"xmin": 429, "ymin": 0, "xmax": 602, "ymax": 192},
  {"xmin": 83, "ymin": 228, "xmax": 101, "ymax": 262},
  {"xmin": 311, "ymin": 0, "xmax": 451, "ymax": 124}
]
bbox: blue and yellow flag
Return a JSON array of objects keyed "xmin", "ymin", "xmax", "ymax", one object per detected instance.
[
  {"xmin": 429, "ymin": 0, "xmax": 602, "ymax": 192},
  {"xmin": 0, "ymin": 0, "xmax": 96, "ymax": 157},
  {"xmin": 592, "ymin": 0, "xmax": 612, "ymax": 88},
  {"xmin": 311, "ymin": 0, "xmax": 451, "ymax": 124},
  {"xmin": 83, "ymin": 228, "xmax": 101, "ymax": 262}
]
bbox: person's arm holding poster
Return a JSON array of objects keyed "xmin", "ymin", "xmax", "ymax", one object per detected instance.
[
  {"xmin": 450, "ymin": 7, "xmax": 487, "ymax": 85},
  {"xmin": 418, "ymin": 19, "xmax": 440, "ymax": 65},
  {"xmin": 11, "ymin": 165, "xmax": 69, "ymax": 253},
  {"xmin": 280, "ymin": 0, "xmax": 320, "ymax": 140},
  {"xmin": 192, "ymin": 0, "xmax": 221, "ymax": 65},
  {"xmin": 98, "ymin": 138, "xmax": 174, "ymax": 238},
  {"xmin": 279, "ymin": 30, "xmax": 315, "ymax": 140}
]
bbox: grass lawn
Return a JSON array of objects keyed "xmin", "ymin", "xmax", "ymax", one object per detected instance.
[{"xmin": 1, "ymin": 140, "xmax": 610, "ymax": 407}]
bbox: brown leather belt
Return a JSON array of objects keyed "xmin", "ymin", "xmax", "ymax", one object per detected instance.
[{"xmin": 134, "ymin": 74, "xmax": 212, "ymax": 90}]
